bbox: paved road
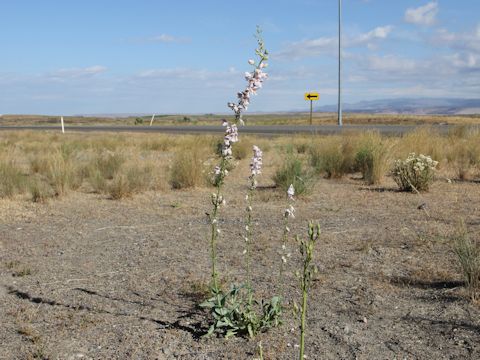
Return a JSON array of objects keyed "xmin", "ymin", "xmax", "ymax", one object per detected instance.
[{"xmin": 0, "ymin": 124, "xmax": 463, "ymax": 136}]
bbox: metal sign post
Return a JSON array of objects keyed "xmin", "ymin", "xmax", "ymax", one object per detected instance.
[
  {"xmin": 60, "ymin": 116, "xmax": 65, "ymax": 133},
  {"xmin": 304, "ymin": 92, "xmax": 320, "ymax": 125},
  {"xmin": 338, "ymin": 0, "xmax": 343, "ymax": 127}
]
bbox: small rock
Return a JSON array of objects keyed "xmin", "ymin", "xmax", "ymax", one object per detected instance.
[{"xmin": 417, "ymin": 203, "xmax": 427, "ymax": 210}]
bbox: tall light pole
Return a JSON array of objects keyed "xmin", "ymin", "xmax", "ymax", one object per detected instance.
[{"xmin": 338, "ymin": 0, "xmax": 343, "ymax": 126}]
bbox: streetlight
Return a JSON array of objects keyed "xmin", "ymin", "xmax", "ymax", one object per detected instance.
[{"xmin": 338, "ymin": 0, "xmax": 343, "ymax": 126}]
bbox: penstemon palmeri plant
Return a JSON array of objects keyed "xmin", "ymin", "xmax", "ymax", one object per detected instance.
[
  {"xmin": 294, "ymin": 222, "xmax": 320, "ymax": 360},
  {"xmin": 206, "ymin": 26, "xmax": 268, "ymax": 292},
  {"xmin": 201, "ymin": 27, "xmax": 282, "ymax": 339}
]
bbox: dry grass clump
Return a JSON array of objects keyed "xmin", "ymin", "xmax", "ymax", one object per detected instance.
[
  {"xmin": 169, "ymin": 138, "xmax": 211, "ymax": 189},
  {"xmin": 169, "ymin": 150, "xmax": 206, "ymax": 189},
  {"xmin": 0, "ymin": 159, "xmax": 26, "ymax": 198},
  {"xmin": 394, "ymin": 127, "xmax": 446, "ymax": 165},
  {"xmin": 108, "ymin": 164, "xmax": 156, "ymax": 199},
  {"xmin": 91, "ymin": 151, "xmax": 125, "ymax": 180},
  {"xmin": 354, "ymin": 132, "xmax": 391, "ymax": 185},
  {"xmin": 453, "ymin": 222, "xmax": 480, "ymax": 301},
  {"xmin": 46, "ymin": 154, "xmax": 81, "ymax": 196},
  {"xmin": 108, "ymin": 174, "xmax": 131, "ymax": 200},
  {"xmin": 28, "ymin": 177, "xmax": 55, "ymax": 203},
  {"xmin": 88, "ymin": 169, "xmax": 109, "ymax": 194},
  {"xmin": 140, "ymin": 136, "xmax": 178, "ymax": 152},
  {"xmin": 446, "ymin": 130, "xmax": 480, "ymax": 180},
  {"xmin": 309, "ymin": 136, "xmax": 356, "ymax": 178},
  {"xmin": 232, "ymin": 138, "xmax": 253, "ymax": 160}
]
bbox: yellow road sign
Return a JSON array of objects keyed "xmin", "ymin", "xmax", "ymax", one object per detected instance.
[{"xmin": 304, "ymin": 92, "xmax": 320, "ymax": 101}]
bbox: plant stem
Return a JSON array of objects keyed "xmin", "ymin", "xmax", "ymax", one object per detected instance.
[
  {"xmin": 210, "ymin": 157, "xmax": 227, "ymax": 291},
  {"xmin": 299, "ymin": 262, "xmax": 308, "ymax": 360},
  {"xmin": 210, "ymin": 200, "xmax": 219, "ymax": 291},
  {"xmin": 245, "ymin": 187, "xmax": 254, "ymax": 298}
]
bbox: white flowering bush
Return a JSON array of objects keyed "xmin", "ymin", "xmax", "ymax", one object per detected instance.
[{"xmin": 392, "ymin": 153, "xmax": 438, "ymax": 192}]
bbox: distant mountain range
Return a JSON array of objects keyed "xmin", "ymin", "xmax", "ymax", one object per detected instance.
[{"xmin": 315, "ymin": 98, "xmax": 480, "ymax": 115}]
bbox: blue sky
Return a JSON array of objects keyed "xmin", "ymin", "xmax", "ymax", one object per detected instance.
[{"xmin": 1, "ymin": 0, "xmax": 479, "ymax": 115}]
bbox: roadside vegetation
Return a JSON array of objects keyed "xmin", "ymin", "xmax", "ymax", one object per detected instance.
[{"xmin": 0, "ymin": 125, "xmax": 479, "ymax": 202}]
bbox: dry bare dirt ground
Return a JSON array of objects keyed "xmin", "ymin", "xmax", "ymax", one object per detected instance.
[{"xmin": 1, "ymin": 155, "xmax": 480, "ymax": 359}]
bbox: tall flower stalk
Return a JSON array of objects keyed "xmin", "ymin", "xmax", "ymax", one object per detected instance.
[
  {"xmin": 244, "ymin": 145, "xmax": 263, "ymax": 297},
  {"xmin": 279, "ymin": 184, "xmax": 295, "ymax": 295},
  {"xmin": 297, "ymin": 222, "xmax": 320, "ymax": 360},
  {"xmin": 207, "ymin": 27, "xmax": 268, "ymax": 293}
]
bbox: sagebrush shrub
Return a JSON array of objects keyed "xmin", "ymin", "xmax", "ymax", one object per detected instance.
[{"xmin": 392, "ymin": 153, "xmax": 438, "ymax": 192}]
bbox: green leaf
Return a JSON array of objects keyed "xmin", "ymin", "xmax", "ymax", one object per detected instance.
[
  {"xmin": 203, "ymin": 324, "xmax": 215, "ymax": 338},
  {"xmin": 247, "ymin": 324, "xmax": 254, "ymax": 338},
  {"xmin": 214, "ymin": 308, "xmax": 229, "ymax": 316},
  {"xmin": 225, "ymin": 329, "xmax": 237, "ymax": 339},
  {"xmin": 199, "ymin": 300, "xmax": 215, "ymax": 309}
]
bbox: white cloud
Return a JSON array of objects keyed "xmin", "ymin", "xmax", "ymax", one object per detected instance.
[
  {"xmin": 405, "ymin": 2, "xmax": 438, "ymax": 26},
  {"xmin": 432, "ymin": 25, "xmax": 480, "ymax": 52},
  {"xmin": 136, "ymin": 68, "xmax": 210, "ymax": 80},
  {"xmin": 47, "ymin": 66, "xmax": 107, "ymax": 80},
  {"xmin": 429, "ymin": 25, "xmax": 480, "ymax": 73},
  {"xmin": 364, "ymin": 55, "xmax": 418, "ymax": 73},
  {"xmin": 275, "ymin": 25, "xmax": 393, "ymax": 60},
  {"xmin": 148, "ymin": 34, "xmax": 189, "ymax": 43},
  {"xmin": 449, "ymin": 53, "xmax": 480, "ymax": 71}
]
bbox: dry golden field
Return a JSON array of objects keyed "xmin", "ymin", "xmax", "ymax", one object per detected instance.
[{"xmin": 1, "ymin": 112, "xmax": 480, "ymax": 127}]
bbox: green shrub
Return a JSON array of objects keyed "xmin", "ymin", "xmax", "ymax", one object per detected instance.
[
  {"xmin": 273, "ymin": 156, "xmax": 313, "ymax": 196},
  {"xmin": 392, "ymin": 153, "xmax": 438, "ymax": 192}
]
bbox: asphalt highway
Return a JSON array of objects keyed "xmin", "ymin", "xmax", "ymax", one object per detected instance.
[{"xmin": 0, "ymin": 124, "xmax": 464, "ymax": 136}]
